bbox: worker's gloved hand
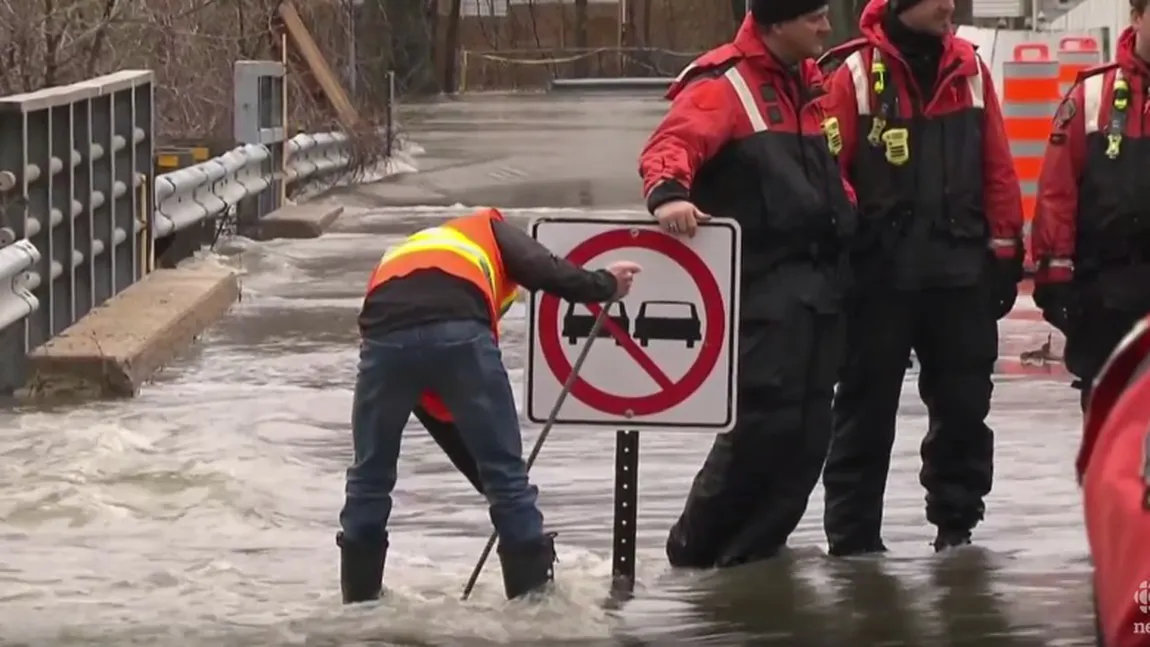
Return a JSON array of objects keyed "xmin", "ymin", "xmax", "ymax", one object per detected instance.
[
  {"xmin": 988, "ymin": 245, "xmax": 1024, "ymax": 319},
  {"xmin": 1034, "ymin": 282, "xmax": 1080, "ymax": 334}
]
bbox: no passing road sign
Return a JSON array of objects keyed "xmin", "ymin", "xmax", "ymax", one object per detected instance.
[{"xmin": 526, "ymin": 217, "xmax": 741, "ymax": 431}]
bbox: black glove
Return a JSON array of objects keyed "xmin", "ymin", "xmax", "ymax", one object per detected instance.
[
  {"xmin": 1033, "ymin": 282, "xmax": 1080, "ymax": 334},
  {"xmin": 989, "ymin": 249, "xmax": 1024, "ymax": 320}
]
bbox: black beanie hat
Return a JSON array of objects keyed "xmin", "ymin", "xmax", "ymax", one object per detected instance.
[
  {"xmin": 749, "ymin": 0, "xmax": 829, "ymax": 26},
  {"xmin": 888, "ymin": 0, "xmax": 930, "ymax": 13}
]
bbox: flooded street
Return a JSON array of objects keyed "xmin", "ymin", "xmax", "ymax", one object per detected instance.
[{"xmin": 0, "ymin": 94, "xmax": 1096, "ymax": 646}]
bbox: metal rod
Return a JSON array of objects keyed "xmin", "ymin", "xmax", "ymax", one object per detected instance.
[
  {"xmin": 610, "ymin": 429, "xmax": 639, "ymax": 598},
  {"xmin": 461, "ymin": 301, "xmax": 613, "ymax": 601}
]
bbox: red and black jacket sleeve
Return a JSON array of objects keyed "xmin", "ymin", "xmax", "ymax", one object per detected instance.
[
  {"xmin": 638, "ymin": 73, "xmax": 738, "ymax": 215},
  {"xmin": 1032, "ymin": 83, "xmax": 1087, "ymax": 284},
  {"xmin": 978, "ymin": 57, "xmax": 1026, "ymax": 258}
]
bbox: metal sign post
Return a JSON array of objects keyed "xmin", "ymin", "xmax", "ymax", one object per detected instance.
[
  {"xmin": 611, "ymin": 429, "xmax": 640, "ymax": 596},
  {"xmin": 527, "ymin": 217, "xmax": 742, "ymax": 600}
]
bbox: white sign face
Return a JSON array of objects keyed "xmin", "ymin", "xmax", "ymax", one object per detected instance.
[{"xmin": 525, "ymin": 217, "xmax": 741, "ymax": 431}]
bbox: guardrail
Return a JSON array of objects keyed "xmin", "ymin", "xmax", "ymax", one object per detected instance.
[
  {"xmin": 0, "ymin": 61, "xmax": 397, "ymax": 394},
  {"xmin": 152, "ymin": 130, "xmax": 362, "ymax": 240}
]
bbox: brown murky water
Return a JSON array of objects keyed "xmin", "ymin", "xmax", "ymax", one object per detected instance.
[{"xmin": 0, "ymin": 95, "xmax": 1096, "ymax": 646}]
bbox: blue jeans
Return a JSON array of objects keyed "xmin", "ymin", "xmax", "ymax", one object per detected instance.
[{"xmin": 339, "ymin": 319, "xmax": 544, "ymax": 546}]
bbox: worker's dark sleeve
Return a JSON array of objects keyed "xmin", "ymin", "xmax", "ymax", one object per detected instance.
[
  {"xmin": 978, "ymin": 58, "xmax": 1025, "ymax": 256},
  {"xmin": 1032, "ymin": 83, "xmax": 1086, "ymax": 284},
  {"xmin": 638, "ymin": 75, "xmax": 737, "ymax": 214},
  {"xmin": 492, "ymin": 219, "xmax": 617, "ymax": 303}
]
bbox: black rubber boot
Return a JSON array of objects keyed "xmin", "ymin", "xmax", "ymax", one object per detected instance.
[
  {"xmin": 932, "ymin": 527, "xmax": 972, "ymax": 552},
  {"xmin": 497, "ymin": 532, "xmax": 557, "ymax": 600},
  {"xmin": 828, "ymin": 538, "xmax": 888, "ymax": 558},
  {"xmin": 337, "ymin": 531, "xmax": 387, "ymax": 604}
]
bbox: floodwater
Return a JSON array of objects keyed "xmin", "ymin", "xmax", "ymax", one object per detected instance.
[{"xmin": 0, "ymin": 93, "xmax": 1097, "ymax": 646}]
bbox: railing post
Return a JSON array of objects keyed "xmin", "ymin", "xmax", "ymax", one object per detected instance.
[
  {"xmin": 0, "ymin": 98, "xmax": 30, "ymax": 394},
  {"xmin": 0, "ymin": 70, "xmax": 153, "ymax": 395},
  {"xmin": 152, "ymin": 147, "xmax": 204, "ymax": 268},
  {"xmin": 386, "ymin": 69, "xmax": 396, "ymax": 158},
  {"xmin": 82, "ymin": 73, "xmax": 154, "ymax": 307},
  {"xmin": 233, "ymin": 60, "xmax": 286, "ymax": 238}
]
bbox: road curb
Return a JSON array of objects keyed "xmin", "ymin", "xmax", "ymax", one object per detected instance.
[{"xmin": 20, "ymin": 261, "xmax": 240, "ymax": 399}]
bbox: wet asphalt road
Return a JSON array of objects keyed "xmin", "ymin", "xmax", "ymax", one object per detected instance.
[{"xmin": 0, "ymin": 93, "xmax": 1095, "ymax": 646}]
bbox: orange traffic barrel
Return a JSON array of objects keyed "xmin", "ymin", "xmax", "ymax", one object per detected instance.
[
  {"xmin": 1002, "ymin": 43, "xmax": 1060, "ymax": 268},
  {"xmin": 1057, "ymin": 36, "xmax": 1102, "ymax": 95}
]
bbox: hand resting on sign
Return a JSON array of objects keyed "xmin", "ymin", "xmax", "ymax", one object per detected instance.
[{"xmin": 653, "ymin": 200, "xmax": 711, "ymax": 238}]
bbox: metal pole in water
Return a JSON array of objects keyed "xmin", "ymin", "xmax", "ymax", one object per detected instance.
[
  {"xmin": 460, "ymin": 302, "xmax": 613, "ymax": 601},
  {"xmin": 611, "ymin": 429, "xmax": 640, "ymax": 598}
]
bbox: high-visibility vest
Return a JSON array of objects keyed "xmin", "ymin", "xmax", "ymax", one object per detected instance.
[{"xmin": 366, "ymin": 207, "xmax": 521, "ymax": 423}]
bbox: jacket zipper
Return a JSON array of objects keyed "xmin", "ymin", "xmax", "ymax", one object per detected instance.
[{"xmin": 892, "ymin": 56, "xmax": 964, "ymax": 224}]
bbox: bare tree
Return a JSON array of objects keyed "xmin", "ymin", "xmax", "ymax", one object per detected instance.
[
  {"xmin": 829, "ymin": 0, "xmax": 865, "ymax": 45},
  {"xmin": 524, "ymin": 0, "xmax": 545, "ymax": 51},
  {"xmin": 443, "ymin": 0, "xmax": 462, "ymax": 91},
  {"xmin": 473, "ymin": 0, "xmax": 501, "ymax": 50},
  {"xmin": 954, "ymin": 0, "xmax": 974, "ymax": 25},
  {"xmin": 378, "ymin": 0, "xmax": 438, "ymax": 94},
  {"xmin": 0, "ymin": 0, "xmax": 396, "ymax": 155},
  {"xmin": 573, "ymin": 0, "xmax": 588, "ymax": 76}
]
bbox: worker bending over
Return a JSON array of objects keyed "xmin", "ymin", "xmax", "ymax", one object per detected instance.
[{"xmin": 337, "ymin": 207, "xmax": 639, "ymax": 603}]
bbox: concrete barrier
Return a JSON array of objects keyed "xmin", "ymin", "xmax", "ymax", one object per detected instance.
[
  {"xmin": 257, "ymin": 204, "xmax": 345, "ymax": 239},
  {"xmin": 548, "ymin": 78, "xmax": 673, "ymax": 94},
  {"xmin": 21, "ymin": 261, "xmax": 240, "ymax": 398}
]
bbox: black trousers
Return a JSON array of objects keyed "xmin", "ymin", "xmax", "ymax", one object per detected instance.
[
  {"xmin": 666, "ymin": 299, "xmax": 845, "ymax": 568},
  {"xmin": 1064, "ymin": 306, "xmax": 1145, "ymax": 412},
  {"xmin": 824, "ymin": 283, "xmax": 997, "ymax": 554}
]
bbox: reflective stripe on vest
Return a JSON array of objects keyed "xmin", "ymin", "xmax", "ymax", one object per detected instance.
[
  {"xmin": 843, "ymin": 51, "xmax": 986, "ymax": 115},
  {"xmin": 380, "ymin": 226, "xmax": 499, "ymax": 297},
  {"xmin": 1082, "ymin": 68, "xmax": 1124, "ymax": 135},
  {"xmin": 723, "ymin": 66, "xmax": 769, "ymax": 132}
]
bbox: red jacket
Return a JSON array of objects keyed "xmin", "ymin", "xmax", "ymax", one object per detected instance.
[
  {"xmin": 639, "ymin": 13, "xmax": 856, "ymax": 211},
  {"xmin": 1077, "ymin": 313, "xmax": 1150, "ymax": 647},
  {"xmin": 1033, "ymin": 27, "xmax": 1150, "ymax": 284},
  {"xmin": 820, "ymin": 0, "xmax": 1022, "ymax": 259}
]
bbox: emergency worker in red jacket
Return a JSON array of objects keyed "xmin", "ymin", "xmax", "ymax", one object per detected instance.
[
  {"xmin": 818, "ymin": 0, "xmax": 1024, "ymax": 557},
  {"xmin": 1032, "ymin": 1, "xmax": 1150, "ymax": 413},
  {"xmin": 639, "ymin": 0, "xmax": 858, "ymax": 569}
]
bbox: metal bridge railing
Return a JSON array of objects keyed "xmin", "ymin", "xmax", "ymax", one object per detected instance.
[{"xmin": 0, "ymin": 61, "xmax": 397, "ymax": 394}]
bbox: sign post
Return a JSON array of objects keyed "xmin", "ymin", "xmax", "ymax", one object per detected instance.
[{"xmin": 527, "ymin": 217, "xmax": 741, "ymax": 596}]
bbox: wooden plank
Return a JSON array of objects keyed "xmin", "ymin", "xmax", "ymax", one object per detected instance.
[{"xmin": 277, "ymin": 0, "xmax": 360, "ymax": 129}]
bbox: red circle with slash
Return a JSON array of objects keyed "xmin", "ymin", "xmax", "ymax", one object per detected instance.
[{"xmin": 537, "ymin": 228, "xmax": 726, "ymax": 417}]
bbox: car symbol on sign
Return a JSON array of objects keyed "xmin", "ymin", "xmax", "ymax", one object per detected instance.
[
  {"xmin": 562, "ymin": 300, "xmax": 629, "ymax": 345},
  {"xmin": 633, "ymin": 300, "xmax": 702, "ymax": 348}
]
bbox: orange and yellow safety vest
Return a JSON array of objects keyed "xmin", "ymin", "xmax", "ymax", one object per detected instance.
[{"xmin": 366, "ymin": 207, "xmax": 520, "ymax": 422}]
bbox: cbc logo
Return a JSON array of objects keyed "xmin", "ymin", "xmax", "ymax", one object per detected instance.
[{"xmin": 1136, "ymin": 581, "xmax": 1150, "ymax": 613}]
